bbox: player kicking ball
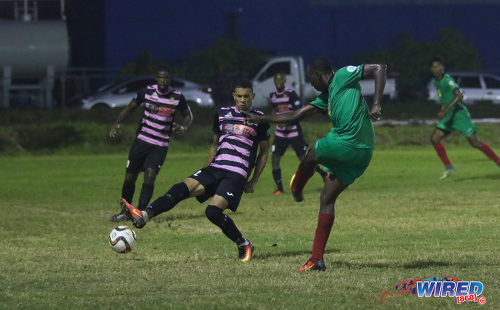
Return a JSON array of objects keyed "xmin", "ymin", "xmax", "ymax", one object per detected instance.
[
  {"xmin": 119, "ymin": 79, "xmax": 270, "ymax": 262},
  {"xmin": 246, "ymin": 57, "xmax": 386, "ymax": 271}
]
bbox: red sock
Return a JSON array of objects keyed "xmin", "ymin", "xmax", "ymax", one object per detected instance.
[
  {"xmin": 480, "ymin": 143, "xmax": 500, "ymax": 164},
  {"xmin": 291, "ymin": 161, "xmax": 316, "ymax": 195},
  {"xmin": 433, "ymin": 142, "xmax": 452, "ymax": 166},
  {"xmin": 310, "ymin": 213, "xmax": 335, "ymax": 263}
]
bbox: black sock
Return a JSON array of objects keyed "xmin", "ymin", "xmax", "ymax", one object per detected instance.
[
  {"xmin": 121, "ymin": 181, "xmax": 135, "ymax": 203},
  {"xmin": 205, "ymin": 205, "xmax": 244, "ymax": 244},
  {"xmin": 138, "ymin": 183, "xmax": 154, "ymax": 210},
  {"xmin": 315, "ymin": 166, "xmax": 328, "ymax": 178},
  {"xmin": 145, "ymin": 182, "xmax": 190, "ymax": 219},
  {"xmin": 272, "ymin": 168, "xmax": 284, "ymax": 191}
]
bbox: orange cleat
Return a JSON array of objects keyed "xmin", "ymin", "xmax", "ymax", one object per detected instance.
[
  {"xmin": 298, "ymin": 259, "xmax": 326, "ymax": 271},
  {"xmin": 120, "ymin": 198, "xmax": 146, "ymax": 229}
]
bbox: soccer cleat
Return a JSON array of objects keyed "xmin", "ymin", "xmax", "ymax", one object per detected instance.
[
  {"xmin": 109, "ymin": 212, "xmax": 128, "ymax": 222},
  {"xmin": 273, "ymin": 189, "xmax": 283, "ymax": 195},
  {"xmin": 298, "ymin": 258, "xmax": 327, "ymax": 272},
  {"xmin": 120, "ymin": 198, "xmax": 146, "ymax": 229},
  {"xmin": 290, "ymin": 173, "xmax": 304, "ymax": 202},
  {"xmin": 439, "ymin": 168, "xmax": 455, "ymax": 180},
  {"xmin": 238, "ymin": 240, "xmax": 254, "ymax": 262}
]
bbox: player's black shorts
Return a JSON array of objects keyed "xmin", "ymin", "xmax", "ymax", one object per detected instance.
[
  {"xmin": 272, "ymin": 135, "xmax": 308, "ymax": 157},
  {"xmin": 189, "ymin": 166, "xmax": 247, "ymax": 212},
  {"xmin": 126, "ymin": 139, "xmax": 168, "ymax": 174}
]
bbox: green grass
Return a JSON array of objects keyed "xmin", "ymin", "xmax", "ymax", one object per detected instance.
[{"xmin": 1, "ymin": 146, "xmax": 499, "ymax": 309}]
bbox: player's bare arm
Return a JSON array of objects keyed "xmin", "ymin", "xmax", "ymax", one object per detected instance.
[
  {"xmin": 244, "ymin": 140, "xmax": 270, "ymax": 193},
  {"xmin": 109, "ymin": 98, "xmax": 139, "ymax": 138},
  {"xmin": 173, "ymin": 105, "xmax": 193, "ymax": 134},
  {"xmin": 362, "ymin": 64, "xmax": 386, "ymax": 121},
  {"xmin": 246, "ymin": 104, "xmax": 317, "ymax": 124},
  {"xmin": 438, "ymin": 88, "xmax": 463, "ymax": 119},
  {"xmin": 205, "ymin": 134, "xmax": 219, "ymax": 166}
]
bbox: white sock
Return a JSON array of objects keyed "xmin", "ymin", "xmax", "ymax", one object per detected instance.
[{"xmin": 142, "ymin": 210, "xmax": 149, "ymax": 222}]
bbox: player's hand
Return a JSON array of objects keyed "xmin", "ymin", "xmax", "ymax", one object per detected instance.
[
  {"xmin": 243, "ymin": 112, "xmax": 262, "ymax": 125},
  {"xmin": 172, "ymin": 123, "xmax": 188, "ymax": 135},
  {"xmin": 109, "ymin": 123, "xmax": 120, "ymax": 138},
  {"xmin": 437, "ymin": 111, "xmax": 446, "ymax": 119},
  {"xmin": 244, "ymin": 180, "xmax": 256, "ymax": 193},
  {"xmin": 369, "ymin": 104, "xmax": 382, "ymax": 122}
]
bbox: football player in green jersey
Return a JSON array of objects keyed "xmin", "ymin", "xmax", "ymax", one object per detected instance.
[
  {"xmin": 246, "ymin": 57, "xmax": 386, "ymax": 271},
  {"xmin": 430, "ymin": 57, "xmax": 500, "ymax": 179}
]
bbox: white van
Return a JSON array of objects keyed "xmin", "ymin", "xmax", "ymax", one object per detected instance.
[{"xmin": 428, "ymin": 72, "xmax": 500, "ymax": 104}]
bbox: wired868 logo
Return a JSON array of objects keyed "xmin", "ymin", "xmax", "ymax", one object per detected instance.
[
  {"xmin": 379, "ymin": 276, "xmax": 486, "ymax": 305},
  {"xmin": 417, "ymin": 279, "xmax": 485, "ymax": 305}
]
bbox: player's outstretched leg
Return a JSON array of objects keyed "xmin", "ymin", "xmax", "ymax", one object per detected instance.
[
  {"xmin": 290, "ymin": 149, "xmax": 318, "ymax": 202},
  {"xmin": 205, "ymin": 205, "xmax": 254, "ymax": 261}
]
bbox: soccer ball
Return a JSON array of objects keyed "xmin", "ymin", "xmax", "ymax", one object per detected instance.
[{"xmin": 108, "ymin": 226, "xmax": 137, "ymax": 253}]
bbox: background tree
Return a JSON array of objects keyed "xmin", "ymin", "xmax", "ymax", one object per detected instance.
[
  {"xmin": 355, "ymin": 27, "xmax": 482, "ymax": 100},
  {"xmin": 121, "ymin": 50, "xmax": 169, "ymax": 75}
]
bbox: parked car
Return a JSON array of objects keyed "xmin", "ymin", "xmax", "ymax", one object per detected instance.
[
  {"xmin": 427, "ymin": 72, "xmax": 500, "ymax": 104},
  {"xmin": 81, "ymin": 76, "xmax": 214, "ymax": 110}
]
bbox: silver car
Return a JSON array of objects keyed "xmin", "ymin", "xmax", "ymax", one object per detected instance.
[
  {"xmin": 428, "ymin": 72, "xmax": 500, "ymax": 104},
  {"xmin": 81, "ymin": 76, "xmax": 214, "ymax": 109}
]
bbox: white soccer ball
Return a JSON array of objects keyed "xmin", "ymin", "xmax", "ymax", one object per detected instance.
[{"xmin": 109, "ymin": 226, "xmax": 137, "ymax": 253}]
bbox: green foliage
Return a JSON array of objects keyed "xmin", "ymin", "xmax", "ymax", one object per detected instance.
[
  {"xmin": 355, "ymin": 28, "xmax": 482, "ymax": 99},
  {"xmin": 171, "ymin": 38, "xmax": 274, "ymax": 84},
  {"xmin": 120, "ymin": 39, "xmax": 274, "ymax": 84},
  {"xmin": 1, "ymin": 149, "xmax": 499, "ymax": 309}
]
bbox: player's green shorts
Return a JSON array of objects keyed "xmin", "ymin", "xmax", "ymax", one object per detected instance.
[
  {"xmin": 314, "ymin": 132, "xmax": 373, "ymax": 185},
  {"xmin": 437, "ymin": 107, "xmax": 477, "ymax": 137}
]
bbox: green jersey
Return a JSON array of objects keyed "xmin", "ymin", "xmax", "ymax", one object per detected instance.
[
  {"xmin": 310, "ymin": 65, "xmax": 374, "ymax": 149},
  {"xmin": 433, "ymin": 74, "xmax": 463, "ymax": 107}
]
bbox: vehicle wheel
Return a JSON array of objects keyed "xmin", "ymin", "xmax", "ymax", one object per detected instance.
[{"xmin": 91, "ymin": 103, "xmax": 110, "ymax": 110}]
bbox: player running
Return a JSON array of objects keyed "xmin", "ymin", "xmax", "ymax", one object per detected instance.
[
  {"xmin": 246, "ymin": 57, "xmax": 385, "ymax": 271},
  {"xmin": 269, "ymin": 73, "xmax": 327, "ymax": 195},
  {"xmin": 119, "ymin": 79, "xmax": 270, "ymax": 262},
  {"xmin": 109, "ymin": 69, "xmax": 192, "ymax": 222},
  {"xmin": 430, "ymin": 57, "xmax": 500, "ymax": 179}
]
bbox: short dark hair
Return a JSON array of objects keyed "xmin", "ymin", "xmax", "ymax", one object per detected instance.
[
  {"xmin": 233, "ymin": 79, "xmax": 253, "ymax": 91},
  {"xmin": 308, "ymin": 57, "xmax": 333, "ymax": 74},
  {"xmin": 431, "ymin": 56, "xmax": 444, "ymax": 66},
  {"xmin": 156, "ymin": 65, "xmax": 169, "ymax": 73}
]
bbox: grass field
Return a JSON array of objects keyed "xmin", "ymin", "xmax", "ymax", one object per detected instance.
[{"xmin": 1, "ymin": 145, "xmax": 499, "ymax": 309}]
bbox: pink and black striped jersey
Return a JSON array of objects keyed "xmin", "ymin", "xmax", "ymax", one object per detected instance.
[
  {"xmin": 134, "ymin": 85, "xmax": 189, "ymax": 147},
  {"xmin": 209, "ymin": 106, "xmax": 270, "ymax": 179},
  {"xmin": 269, "ymin": 87, "xmax": 303, "ymax": 139}
]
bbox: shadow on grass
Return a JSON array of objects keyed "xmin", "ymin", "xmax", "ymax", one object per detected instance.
[
  {"xmin": 328, "ymin": 260, "xmax": 466, "ymax": 269},
  {"xmin": 452, "ymin": 173, "xmax": 500, "ymax": 182},
  {"xmin": 256, "ymin": 248, "xmax": 341, "ymax": 259},
  {"xmin": 401, "ymin": 260, "xmax": 454, "ymax": 269},
  {"xmin": 154, "ymin": 213, "xmax": 207, "ymax": 223}
]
